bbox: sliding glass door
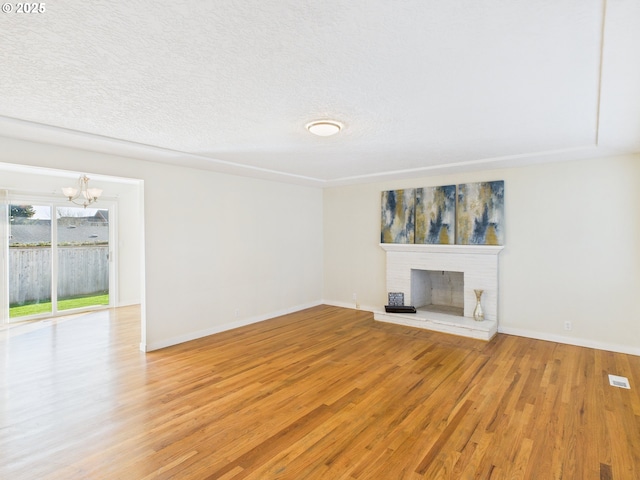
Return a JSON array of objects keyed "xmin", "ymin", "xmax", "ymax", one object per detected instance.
[
  {"xmin": 8, "ymin": 204, "xmax": 53, "ymax": 318},
  {"xmin": 7, "ymin": 201, "xmax": 112, "ymax": 322},
  {"xmin": 56, "ymin": 206, "xmax": 110, "ymax": 311}
]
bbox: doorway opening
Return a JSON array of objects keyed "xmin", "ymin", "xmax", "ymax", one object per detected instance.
[{"xmin": 8, "ymin": 202, "xmax": 113, "ymax": 322}]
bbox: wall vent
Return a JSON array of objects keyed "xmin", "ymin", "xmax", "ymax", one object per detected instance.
[{"xmin": 608, "ymin": 374, "xmax": 630, "ymax": 389}]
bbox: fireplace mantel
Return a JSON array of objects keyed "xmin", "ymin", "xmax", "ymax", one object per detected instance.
[
  {"xmin": 375, "ymin": 243, "xmax": 504, "ymax": 340},
  {"xmin": 379, "ymin": 243, "xmax": 504, "ymax": 255}
]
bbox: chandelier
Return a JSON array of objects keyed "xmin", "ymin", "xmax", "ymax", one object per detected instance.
[{"xmin": 61, "ymin": 174, "xmax": 103, "ymax": 208}]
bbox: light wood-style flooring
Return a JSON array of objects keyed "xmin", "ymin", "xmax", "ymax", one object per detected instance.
[{"xmin": 1, "ymin": 305, "xmax": 639, "ymax": 479}]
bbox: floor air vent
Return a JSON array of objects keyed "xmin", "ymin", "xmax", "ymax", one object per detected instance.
[{"xmin": 608, "ymin": 374, "xmax": 630, "ymax": 389}]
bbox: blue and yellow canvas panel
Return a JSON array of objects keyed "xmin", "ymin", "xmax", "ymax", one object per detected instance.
[
  {"xmin": 381, "ymin": 189, "xmax": 415, "ymax": 243},
  {"xmin": 457, "ymin": 181, "xmax": 505, "ymax": 245},
  {"xmin": 415, "ymin": 185, "xmax": 456, "ymax": 244}
]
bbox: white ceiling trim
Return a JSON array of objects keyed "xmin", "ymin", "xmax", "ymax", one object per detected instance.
[
  {"xmin": 0, "ymin": 115, "xmax": 623, "ymax": 188},
  {"xmin": 322, "ymin": 145, "xmax": 623, "ymax": 187},
  {"xmin": 0, "ymin": 115, "xmax": 323, "ymax": 186}
]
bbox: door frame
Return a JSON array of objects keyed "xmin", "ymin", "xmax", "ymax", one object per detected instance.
[{"xmin": 2, "ymin": 193, "xmax": 118, "ymax": 323}]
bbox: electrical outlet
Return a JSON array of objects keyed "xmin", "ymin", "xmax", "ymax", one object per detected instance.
[
  {"xmin": 564, "ymin": 321, "xmax": 572, "ymax": 331},
  {"xmin": 234, "ymin": 309, "xmax": 240, "ymax": 317},
  {"xmin": 352, "ymin": 293, "xmax": 357, "ymax": 301}
]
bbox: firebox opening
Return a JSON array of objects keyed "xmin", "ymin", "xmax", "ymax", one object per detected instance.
[{"xmin": 410, "ymin": 269, "xmax": 464, "ymax": 316}]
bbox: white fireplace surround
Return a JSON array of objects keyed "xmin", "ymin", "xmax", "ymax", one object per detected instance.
[{"xmin": 374, "ymin": 244, "xmax": 504, "ymax": 340}]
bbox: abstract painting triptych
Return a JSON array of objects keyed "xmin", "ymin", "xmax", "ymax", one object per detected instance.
[{"xmin": 381, "ymin": 181, "xmax": 504, "ymax": 246}]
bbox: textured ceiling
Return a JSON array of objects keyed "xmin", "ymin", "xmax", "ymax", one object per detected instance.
[{"xmin": 1, "ymin": 1, "xmax": 639, "ymax": 186}]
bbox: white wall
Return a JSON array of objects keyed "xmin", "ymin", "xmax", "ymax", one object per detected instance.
[
  {"xmin": 141, "ymin": 161, "xmax": 323, "ymax": 349},
  {"xmin": 4, "ymin": 136, "xmax": 637, "ymax": 355},
  {"xmin": 323, "ymin": 154, "xmax": 640, "ymax": 355},
  {"xmin": 0, "ymin": 137, "xmax": 324, "ymax": 350}
]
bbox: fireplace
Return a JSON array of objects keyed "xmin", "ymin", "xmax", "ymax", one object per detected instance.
[
  {"xmin": 411, "ymin": 269, "xmax": 464, "ymax": 316},
  {"xmin": 375, "ymin": 244, "xmax": 504, "ymax": 340}
]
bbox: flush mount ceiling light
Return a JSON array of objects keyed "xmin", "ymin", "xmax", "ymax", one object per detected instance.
[{"xmin": 306, "ymin": 120, "xmax": 343, "ymax": 137}]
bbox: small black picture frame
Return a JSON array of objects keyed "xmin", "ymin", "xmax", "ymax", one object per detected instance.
[{"xmin": 388, "ymin": 292, "xmax": 404, "ymax": 306}]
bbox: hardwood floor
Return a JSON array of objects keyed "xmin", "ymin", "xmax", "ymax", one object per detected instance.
[{"xmin": 1, "ymin": 305, "xmax": 639, "ymax": 479}]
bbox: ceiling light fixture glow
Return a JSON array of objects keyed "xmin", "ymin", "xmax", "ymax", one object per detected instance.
[{"xmin": 306, "ymin": 120, "xmax": 342, "ymax": 136}]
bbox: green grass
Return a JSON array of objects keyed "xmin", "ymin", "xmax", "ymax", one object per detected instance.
[{"xmin": 9, "ymin": 293, "xmax": 109, "ymax": 318}]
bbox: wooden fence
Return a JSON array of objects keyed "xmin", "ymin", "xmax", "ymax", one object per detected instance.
[{"xmin": 9, "ymin": 246, "xmax": 109, "ymax": 305}]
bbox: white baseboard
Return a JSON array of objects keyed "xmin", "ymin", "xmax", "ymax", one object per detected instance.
[
  {"xmin": 141, "ymin": 300, "xmax": 323, "ymax": 352},
  {"xmin": 325, "ymin": 301, "xmax": 640, "ymax": 357},
  {"xmin": 140, "ymin": 301, "xmax": 640, "ymax": 357},
  {"xmin": 321, "ymin": 299, "xmax": 377, "ymax": 313},
  {"xmin": 116, "ymin": 299, "xmax": 140, "ymax": 308},
  {"xmin": 498, "ymin": 326, "xmax": 640, "ymax": 357}
]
